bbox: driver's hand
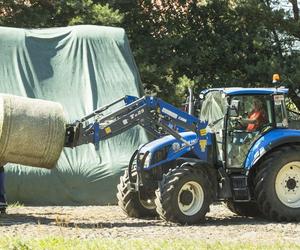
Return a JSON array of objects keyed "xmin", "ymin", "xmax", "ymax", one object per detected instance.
[{"xmin": 231, "ymin": 116, "xmax": 242, "ymax": 120}]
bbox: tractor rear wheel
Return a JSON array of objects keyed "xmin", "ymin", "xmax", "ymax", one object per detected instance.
[
  {"xmin": 254, "ymin": 145, "xmax": 300, "ymax": 221},
  {"xmin": 117, "ymin": 169, "xmax": 157, "ymax": 218},
  {"xmin": 155, "ymin": 165, "xmax": 213, "ymax": 224},
  {"xmin": 225, "ymin": 201, "xmax": 260, "ymax": 217}
]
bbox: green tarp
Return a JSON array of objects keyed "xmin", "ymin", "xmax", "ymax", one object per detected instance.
[{"xmin": 0, "ymin": 25, "xmax": 148, "ymax": 205}]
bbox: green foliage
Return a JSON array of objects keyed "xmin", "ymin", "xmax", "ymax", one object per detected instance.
[
  {"xmin": 175, "ymin": 75, "xmax": 196, "ymax": 105},
  {"xmin": 111, "ymin": 0, "xmax": 300, "ymax": 103},
  {"xmin": 0, "ymin": 0, "xmax": 123, "ymax": 28},
  {"xmin": 67, "ymin": 2, "xmax": 123, "ymax": 26},
  {"xmin": 8, "ymin": 201, "xmax": 24, "ymax": 208},
  {"xmin": 0, "ymin": 0, "xmax": 299, "ymax": 105},
  {"xmin": 106, "ymin": 0, "xmax": 299, "ymax": 103}
]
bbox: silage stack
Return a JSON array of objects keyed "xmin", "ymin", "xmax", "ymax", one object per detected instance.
[
  {"xmin": 0, "ymin": 94, "xmax": 66, "ymax": 169},
  {"xmin": 0, "ymin": 25, "xmax": 147, "ymax": 205}
]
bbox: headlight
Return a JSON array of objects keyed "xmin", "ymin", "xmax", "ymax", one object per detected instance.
[{"xmin": 143, "ymin": 153, "xmax": 152, "ymax": 168}]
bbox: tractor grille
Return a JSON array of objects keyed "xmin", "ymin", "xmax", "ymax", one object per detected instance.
[{"xmin": 151, "ymin": 147, "xmax": 168, "ymax": 165}]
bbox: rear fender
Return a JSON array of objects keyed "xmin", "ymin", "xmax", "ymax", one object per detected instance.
[{"xmin": 244, "ymin": 129, "xmax": 300, "ymax": 170}]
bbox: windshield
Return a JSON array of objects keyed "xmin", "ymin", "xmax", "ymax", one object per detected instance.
[{"xmin": 200, "ymin": 91, "xmax": 227, "ymax": 130}]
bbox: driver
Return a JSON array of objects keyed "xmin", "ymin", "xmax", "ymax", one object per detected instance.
[
  {"xmin": 246, "ymin": 98, "xmax": 267, "ymax": 132},
  {"xmin": 235, "ymin": 97, "xmax": 267, "ymax": 132}
]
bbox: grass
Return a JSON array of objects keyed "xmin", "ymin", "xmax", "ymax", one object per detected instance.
[
  {"xmin": 7, "ymin": 202, "xmax": 24, "ymax": 208},
  {"xmin": 0, "ymin": 238, "xmax": 299, "ymax": 250}
]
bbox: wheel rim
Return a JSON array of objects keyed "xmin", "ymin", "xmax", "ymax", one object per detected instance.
[
  {"xmin": 140, "ymin": 198, "xmax": 156, "ymax": 210},
  {"xmin": 275, "ymin": 161, "xmax": 300, "ymax": 208},
  {"xmin": 178, "ymin": 181, "xmax": 204, "ymax": 216}
]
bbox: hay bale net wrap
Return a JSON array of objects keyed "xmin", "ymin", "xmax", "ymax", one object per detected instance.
[
  {"xmin": 0, "ymin": 94, "xmax": 66, "ymax": 169},
  {"xmin": 0, "ymin": 25, "xmax": 148, "ymax": 205}
]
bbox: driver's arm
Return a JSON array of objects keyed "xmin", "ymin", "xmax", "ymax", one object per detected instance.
[{"xmin": 232, "ymin": 116, "xmax": 257, "ymax": 125}]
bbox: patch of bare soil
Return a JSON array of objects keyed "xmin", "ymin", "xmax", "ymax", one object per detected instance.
[{"xmin": 0, "ymin": 204, "xmax": 299, "ymax": 243}]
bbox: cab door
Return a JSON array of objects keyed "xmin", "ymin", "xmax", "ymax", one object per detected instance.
[{"xmin": 226, "ymin": 95, "xmax": 274, "ymax": 168}]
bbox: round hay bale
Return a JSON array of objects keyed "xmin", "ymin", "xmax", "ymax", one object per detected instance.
[{"xmin": 0, "ymin": 94, "xmax": 66, "ymax": 169}]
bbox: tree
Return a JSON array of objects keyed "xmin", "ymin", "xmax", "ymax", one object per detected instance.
[
  {"xmin": 0, "ymin": 0, "xmax": 123, "ymax": 28},
  {"xmin": 107, "ymin": 0, "xmax": 298, "ymax": 104},
  {"xmin": 289, "ymin": 0, "xmax": 299, "ymax": 21},
  {"xmin": 279, "ymin": 0, "xmax": 300, "ymax": 110},
  {"xmin": 1, "ymin": 0, "xmax": 300, "ymax": 108}
]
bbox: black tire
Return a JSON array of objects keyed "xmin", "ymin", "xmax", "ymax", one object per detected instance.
[
  {"xmin": 155, "ymin": 164, "xmax": 214, "ymax": 224},
  {"xmin": 225, "ymin": 201, "xmax": 261, "ymax": 217},
  {"xmin": 254, "ymin": 145, "xmax": 300, "ymax": 222},
  {"xmin": 117, "ymin": 169, "xmax": 157, "ymax": 218}
]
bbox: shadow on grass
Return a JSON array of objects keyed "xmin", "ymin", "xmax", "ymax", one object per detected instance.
[
  {"xmin": 204, "ymin": 215, "xmax": 271, "ymax": 226},
  {"xmin": 0, "ymin": 213, "xmax": 54, "ymax": 226},
  {"xmin": 0, "ymin": 213, "xmax": 165, "ymax": 228},
  {"xmin": 0, "ymin": 211, "xmax": 285, "ymax": 229}
]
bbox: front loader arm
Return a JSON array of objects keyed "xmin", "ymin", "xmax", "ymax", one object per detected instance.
[{"xmin": 64, "ymin": 96, "xmax": 202, "ymax": 149}]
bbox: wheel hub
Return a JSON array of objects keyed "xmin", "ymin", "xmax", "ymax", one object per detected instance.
[
  {"xmin": 179, "ymin": 190, "xmax": 193, "ymax": 205},
  {"xmin": 275, "ymin": 161, "xmax": 300, "ymax": 208},
  {"xmin": 177, "ymin": 181, "xmax": 204, "ymax": 216},
  {"xmin": 286, "ymin": 178, "xmax": 297, "ymax": 191},
  {"xmin": 140, "ymin": 198, "xmax": 156, "ymax": 210}
]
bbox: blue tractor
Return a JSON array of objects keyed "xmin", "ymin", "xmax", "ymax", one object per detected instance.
[{"xmin": 65, "ymin": 87, "xmax": 300, "ymax": 224}]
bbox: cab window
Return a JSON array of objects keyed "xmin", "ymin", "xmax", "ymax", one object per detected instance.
[
  {"xmin": 274, "ymin": 95, "xmax": 288, "ymax": 128},
  {"xmin": 226, "ymin": 95, "xmax": 273, "ymax": 168}
]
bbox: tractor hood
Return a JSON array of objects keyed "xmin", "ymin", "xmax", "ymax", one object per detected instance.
[{"xmin": 139, "ymin": 131, "xmax": 197, "ymax": 154}]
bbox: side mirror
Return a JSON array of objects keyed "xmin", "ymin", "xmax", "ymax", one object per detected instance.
[{"xmin": 229, "ymin": 100, "xmax": 240, "ymax": 117}]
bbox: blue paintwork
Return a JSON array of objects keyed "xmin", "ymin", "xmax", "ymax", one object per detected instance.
[
  {"xmin": 124, "ymin": 95, "xmax": 139, "ymax": 105},
  {"xmin": 92, "ymin": 88, "xmax": 300, "ymax": 174},
  {"xmin": 93, "ymin": 122, "xmax": 100, "ymax": 150},
  {"xmin": 245, "ymin": 128, "xmax": 300, "ymax": 169},
  {"xmin": 139, "ymin": 132, "xmax": 196, "ymax": 154},
  {"xmin": 138, "ymin": 88, "xmax": 297, "ymax": 171},
  {"xmin": 201, "ymin": 87, "xmax": 288, "ymax": 96},
  {"xmin": 92, "ymin": 94, "xmax": 209, "ymax": 169},
  {"xmin": 139, "ymin": 127, "xmax": 210, "ymax": 170}
]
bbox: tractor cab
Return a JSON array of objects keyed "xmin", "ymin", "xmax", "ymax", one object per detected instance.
[{"xmin": 200, "ymin": 88, "xmax": 289, "ymax": 169}]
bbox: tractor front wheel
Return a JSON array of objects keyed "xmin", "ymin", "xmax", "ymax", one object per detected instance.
[
  {"xmin": 117, "ymin": 169, "xmax": 157, "ymax": 218},
  {"xmin": 155, "ymin": 165, "xmax": 213, "ymax": 224},
  {"xmin": 254, "ymin": 146, "xmax": 300, "ymax": 221}
]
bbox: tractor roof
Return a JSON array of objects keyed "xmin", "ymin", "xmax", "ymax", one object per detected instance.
[{"xmin": 202, "ymin": 87, "xmax": 288, "ymax": 96}]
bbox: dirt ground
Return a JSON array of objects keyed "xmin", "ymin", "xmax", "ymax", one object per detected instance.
[{"xmin": 0, "ymin": 204, "xmax": 299, "ymax": 243}]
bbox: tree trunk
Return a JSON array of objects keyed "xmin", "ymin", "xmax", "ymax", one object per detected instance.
[{"xmin": 289, "ymin": 0, "xmax": 299, "ymax": 21}]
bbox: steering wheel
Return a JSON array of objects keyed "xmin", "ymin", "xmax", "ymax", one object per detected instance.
[{"xmin": 229, "ymin": 116, "xmax": 244, "ymax": 129}]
